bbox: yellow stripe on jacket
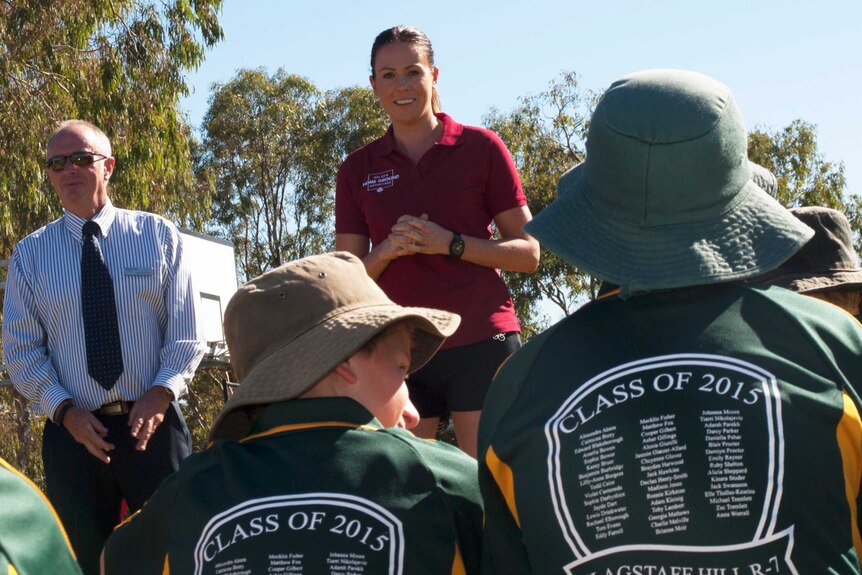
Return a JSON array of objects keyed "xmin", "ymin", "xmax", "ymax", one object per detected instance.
[
  {"xmin": 485, "ymin": 445, "xmax": 521, "ymax": 528},
  {"xmin": 837, "ymin": 390, "xmax": 862, "ymax": 561}
]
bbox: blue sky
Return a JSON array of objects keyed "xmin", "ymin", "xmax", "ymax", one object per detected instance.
[{"xmin": 181, "ymin": 0, "xmax": 861, "ymax": 195}]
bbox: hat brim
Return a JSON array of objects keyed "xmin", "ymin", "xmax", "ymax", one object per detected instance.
[
  {"xmin": 767, "ymin": 271, "xmax": 862, "ymax": 294},
  {"xmin": 526, "ymin": 161, "xmax": 814, "ymax": 295},
  {"xmin": 209, "ymin": 305, "xmax": 459, "ymax": 442}
]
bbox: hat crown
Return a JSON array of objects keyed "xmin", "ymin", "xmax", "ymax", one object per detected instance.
[
  {"xmin": 524, "ymin": 69, "xmax": 814, "ymax": 295},
  {"xmin": 224, "ymin": 253, "xmax": 390, "ymax": 381},
  {"xmin": 793, "ymin": 207, "xmax": 859, "ymax": 270},
  {"xmin": 212, "ymin": 252, "xmax": 459, "ymax": 441},
  {"xmin": 585, "ymin": 69, "xmax": 750, "ymax": 227},
  {"xmin": 759, "ymin": 206, "xmax": 862, "ymax": 293}
]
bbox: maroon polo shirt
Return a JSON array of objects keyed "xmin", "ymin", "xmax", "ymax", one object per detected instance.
[{"xmin": 336, "ymin": 113, "xmax": 525, "ymax": 348}]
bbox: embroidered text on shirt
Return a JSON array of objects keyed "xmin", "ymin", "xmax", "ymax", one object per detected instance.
[{"xmin": 362, "ymin": 170, "xmax": 400, "ymax": 193}]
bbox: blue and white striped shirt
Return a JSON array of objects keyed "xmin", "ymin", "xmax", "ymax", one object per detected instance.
[{"xmin": 2, "ymin": 199, "xmax": 205, "ymax": 418}]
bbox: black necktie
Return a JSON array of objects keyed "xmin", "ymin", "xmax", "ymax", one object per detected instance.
[{"xmin": 81, "ymin": 221, "xmax": 124, "ymax": 390}]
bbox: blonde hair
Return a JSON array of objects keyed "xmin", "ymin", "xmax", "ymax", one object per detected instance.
[{"xmin": 808, "ymin": 290, "xmax": 861, "ymax": 315}]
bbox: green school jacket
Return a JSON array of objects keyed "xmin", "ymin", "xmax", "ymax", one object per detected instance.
[
  {"xmin": 0, "ymin": 456, "xmax": 82, "ymax": 575},
  {"xmin": 105, "ymin": 397, "xmax": 482, "ymax": 574},
  {"xmin": 479, "ymin": 284, "xmax": 862, "ymax": 574}
]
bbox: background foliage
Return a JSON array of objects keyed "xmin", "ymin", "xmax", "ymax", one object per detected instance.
[
  {"xmin": 747, "ymin": 120, "xmax": 862, "ymax": 252},
  {"xmin": 198, "ymin": 69, "xmax": 388, "ymax": 280},
  {"xmin": 0, "ymin": 0, "xmax": 223, "ymax": 254}
]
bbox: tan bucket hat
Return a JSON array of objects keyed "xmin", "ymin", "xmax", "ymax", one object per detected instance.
[
  {"xmin": 756, "ymin": 206, "xmax": 862, "ymax": 294},
  {"xmin": 209, "ymin": 252, "xmax": 460, "ymax": 442}
]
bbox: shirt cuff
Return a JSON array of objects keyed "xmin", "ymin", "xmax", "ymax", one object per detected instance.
[
  {"xmin": 151, "ymin": 370, "xmax": 187, "ymax": 401},
  {"xmin": 43, "ymin": 389, "xmax": 74, "ymax": 424}
]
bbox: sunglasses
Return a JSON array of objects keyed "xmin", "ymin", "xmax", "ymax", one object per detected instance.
[{"xmin": 45, "ymin": 152, "xmax": 109, "ymax": 172}]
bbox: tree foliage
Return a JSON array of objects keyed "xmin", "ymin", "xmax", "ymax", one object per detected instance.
[
  {"xmin": 199, "ymin": 69, "xmax": 388, "ymax": 280},
  {"xmin": 0, "ymin": 0, "xmax": 224, "ymax": 254},
  {"xmin": 747, "ymin": 120, "xmax": 861, "ymax": 251},
  {"xmin": 484, "ymin": 72, "xmax": 599, "ymax": 333}
]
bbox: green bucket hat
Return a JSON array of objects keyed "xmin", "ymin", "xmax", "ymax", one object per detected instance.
[{"xmin": 525, "ymin": 69, "xmax": 813, "ymax": 296}]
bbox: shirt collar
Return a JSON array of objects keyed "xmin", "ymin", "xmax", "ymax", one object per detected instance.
[
  {"xmin": 63, "ymin": 199, "xmax": 117, "ymax": 241},
  {"xmin": 246, "ymin": 397, "xmax": 383, "ymax": 438},
  {"xmin": 435, "ymin": 112, "xmax": 464, "ymax": 146},
  {"xmin": 370, "ymin": 112, "xmax": 465, "ymax": 157}
]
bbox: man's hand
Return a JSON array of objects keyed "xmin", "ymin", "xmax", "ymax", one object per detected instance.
[
  {"xmin": 63, "ymin": 407, "xmax": 115, "ymax": 464},
  {"xmin": 128, "ymin": 387, "xmax": 173, "ymax": 451}
]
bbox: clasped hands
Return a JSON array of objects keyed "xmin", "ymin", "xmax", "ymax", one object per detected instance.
[{"xmin": 383, "ymin": 213, "xmax": 454, "ymax": 259}]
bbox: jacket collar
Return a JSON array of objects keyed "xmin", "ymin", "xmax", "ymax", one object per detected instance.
[{"xmin": 243, "ymin": 397, "xmax": 383, "ymax": 442}]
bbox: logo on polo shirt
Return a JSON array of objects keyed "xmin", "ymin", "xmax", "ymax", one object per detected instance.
[{"xmin": 362, "ymin": 170, "xmax": 400, "ymax": 193}]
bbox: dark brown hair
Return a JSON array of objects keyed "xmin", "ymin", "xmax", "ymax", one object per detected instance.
[{"xmin": 370, "ymin": 25, "xmax": 441, "ymax": 113}]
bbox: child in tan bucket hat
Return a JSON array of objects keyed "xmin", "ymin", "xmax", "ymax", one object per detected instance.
[
  {"xmin": 756, "ymin": 206, "xmax": 862, "ymax": 316},
  {"xmin": 210, "ymin": 250, "xmax": 461, "ymax": 441},
  {"xmin": 104, "ymin": 252, "xmax": 483, "ymax": 575}
]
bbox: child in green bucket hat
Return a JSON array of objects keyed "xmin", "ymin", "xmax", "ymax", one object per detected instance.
[{"xmin": 479, "ymin": 69, "xmax": 862, "ymax": 574}]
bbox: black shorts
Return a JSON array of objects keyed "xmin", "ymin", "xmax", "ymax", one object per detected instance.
[{"xmin": 407, "ymin": 332, "xmax": 521, "ymax": 417}]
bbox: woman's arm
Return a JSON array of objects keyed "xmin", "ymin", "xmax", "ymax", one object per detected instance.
[
  {"xmin": 389, "ymin": 205, "xmax": 540, "ymax": 273},
  {"xmin": 335, "ymin": 233, "xmax": 408, "ymax": 280}
]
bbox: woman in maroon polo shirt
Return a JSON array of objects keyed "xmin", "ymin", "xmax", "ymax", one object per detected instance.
[{"xmin": 335, "ymin": 25, "xmax": 539, "ymax": 458}]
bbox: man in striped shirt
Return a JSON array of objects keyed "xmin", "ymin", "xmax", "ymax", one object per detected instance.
[{"xmin": 2, "ymin": 120, "xmax": 204, "ymax": 575}]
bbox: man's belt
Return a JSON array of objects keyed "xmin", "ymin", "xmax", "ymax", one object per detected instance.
[{"xmin": 93, "ymin": 400, "xmax": 134, "ymax": 416}]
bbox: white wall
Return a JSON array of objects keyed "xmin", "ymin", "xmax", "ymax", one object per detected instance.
[{"xmin": 180, "ymin": 229, "xmax": 238, "ymax": 344}]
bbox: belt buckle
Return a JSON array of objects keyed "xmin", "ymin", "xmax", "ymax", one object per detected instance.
[{"xmin": 100, "ymin": 401, "xmax": 125, "ymax": 416}]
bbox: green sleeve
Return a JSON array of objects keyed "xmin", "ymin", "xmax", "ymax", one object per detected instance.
[
  {"xmin": 476, "ymin": 323, "xmax": 560, "ymax": 575},
  {"xmin": 478, "ymin": 460, "xmax": 531, "ymax": 575},
  {"xmin": 0, "ymin": 459, "xmax": 83, "ymax": 575},
  {"xmin": 408, "ymin": 437, "xmax": 484, "ymax": 575},
  {"xmin": 478, "ymin": 322, "xmax": 560, "ymax": 455},
  {"xmin": 477, "ymin": 344, "xmax": 535, "ymax": 575}
]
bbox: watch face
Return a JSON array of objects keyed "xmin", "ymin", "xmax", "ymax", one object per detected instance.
[{"xmin": 450, "ymin": 235, "xmax": 465, "ymax": 258}]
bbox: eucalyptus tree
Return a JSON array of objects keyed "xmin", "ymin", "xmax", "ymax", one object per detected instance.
[
  {"xmin": 200, "ymin": 69, "xmax": 389, "ymax": 280},
  {"xmin": 484, "ymin": 72, "xmax": 598, "ymax": 332},
  {"xmin": 748, "ymin": 120, "xmax": 860, "ymax": 250},
  {"xmin": 0, "ymin": 0, "xmax": 223, "ymax": 253}
]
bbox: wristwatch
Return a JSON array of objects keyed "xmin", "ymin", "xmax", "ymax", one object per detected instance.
[{"xmin": 448, "ymin": 232, "xmax": 465, "ymax": 259}]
